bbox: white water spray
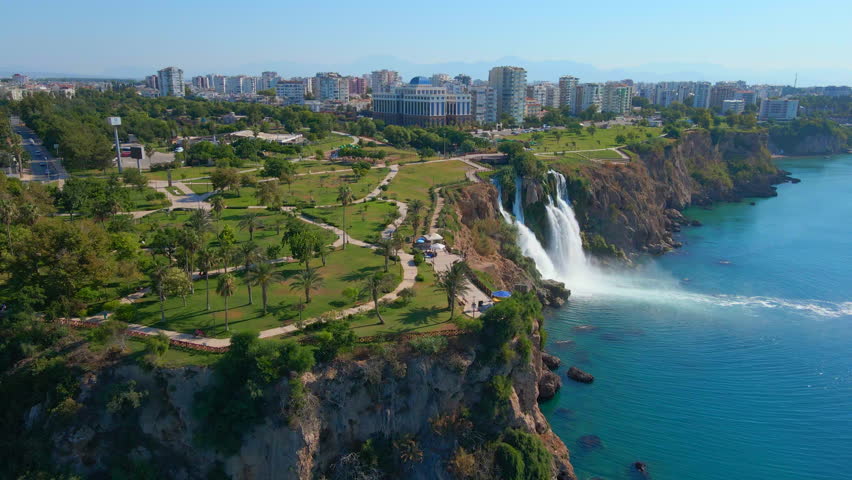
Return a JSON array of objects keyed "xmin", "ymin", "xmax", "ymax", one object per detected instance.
[{"xmin": 494, "ymin": 172, "xmax": 851, "ymax": 318}]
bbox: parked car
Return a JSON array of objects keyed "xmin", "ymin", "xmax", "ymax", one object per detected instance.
[{"xmin": 174, "ymin": 147, "xmax": 184, "ymax": 153}]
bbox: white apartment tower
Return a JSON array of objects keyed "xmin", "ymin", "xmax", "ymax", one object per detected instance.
[
  {"xmin": 488, "ymin": 66, "xmax": 527, "ymax": 123},
  {"xmin": 558, "ymin": 76, "xmax": 579, "ymax": 111},
  {"xmin": 576, "ymin": 83, "xmax": 603, "ymax": 114},
  {"xmin": 470, "ymin": 85, "xmax": 498, "ymax": 124},
  {"xmin": 693, "ymin": 82, "xmax": 712, "ymax": 109},
  {"xmin": 157, "ymin": 66, "xmax": 184, "ymax": 97},
  {"xmin": 316, "ymin": 72, "xmax": 349, "ymax": 102},
  {"xmin": 601, "ymin": 83, "xmax": 633, "ymax": 115}
]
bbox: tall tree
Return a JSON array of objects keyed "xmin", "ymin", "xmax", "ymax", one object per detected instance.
[
  {"xmin": 238, "ymin": 212, "xmax": 264, "ymax": 241},
  {"xmin": 216, "ymin": 273, "xmax": 237, "ymax": 331},
  {"xmin": 409, "ymin": 199, "xmax": 425, "ymax": 236},
  {"xmin": 209, "ymin": 195, "xmax": 226, "ymax": 220},
  {"xmin": 435, "ymin": 261, "xmax": 470, "ymax": 319},
  {"xmin": 239, "ymin": 241, "xmax": 264, "ymax": 304},
  {"xmin": 0, "ymin": 195, "xmax": 16, "ymax": 245},
  {"xmin": 197, "ymin": 247, "xmax": 218, "ymax": 310},
  {"xmin": 289, "ymin": 267, "xmax": 323, "ymax": 304},
  {"xmin": 363, "ymin": 273, "xmax": 393, "ymax": 324},
  {"xmin": 337, "ymin": 185, "xmax": 353, "ymax": 248},
  {"xmin": 246, "ymin": 262, "xmax": 283, "ymax": 315}
]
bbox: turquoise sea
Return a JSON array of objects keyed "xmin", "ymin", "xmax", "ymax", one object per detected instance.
[{"xmin": 542, "ymin": 155, "xmax": 852, "ymax": 480}]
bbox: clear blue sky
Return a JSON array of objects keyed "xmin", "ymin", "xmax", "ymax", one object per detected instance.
[{"xmin": 2, "ymin": 0, "xmax": 851, "ymax": 84}]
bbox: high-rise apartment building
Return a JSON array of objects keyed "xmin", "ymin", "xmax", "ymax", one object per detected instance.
[
  {"xmin": 575, "ymin": 83, "xmax": 603, "ymax": 113},
  {"xmin": 601, "ymin": 83, "xmax": 633, "ymax": 114},
  {"xmin": 454, "ymin": 74, "xmax": 472, "ymax": 86},
  {"xmin": 157, "ymin": 67, "xmax": 184, "ymax": 97},
  {"xmin": 370, "ymin": 70, "xmax": 401, "ymax": 93},
  {"xmin": 488, "ymin": 66, "xmax": 527, "ymax": 123},
  {"xmin": 316, "ymin": 72, "xmax": 349, "ymax": 102},
  {"xmin": 721, "ymin": 99, "xmax": 745, "ymax": 114},
  {"xmin": 710, "ymin": 82, "xmax": 739, "ymax": 111},
  {"xmin": 348, "ymin": 76, "xmax": 367, "ymax": 96},
  {"xmin": 372, "ymin": 77, "xmax": 472, "ymax": 127},
  {"xmin": 470, "ymin": 85, "xmax": 497, "ymax": 124},
  {"xmin": 693, "ymin": 82, "xmax": 712, "ymax": 109},
  {"xmin": 260, "ymin": 71, "xmax": 280, "ymax": 90},
  {"xmin": 145, "ymin": 75, "xmax": 159, "ymax": 90},
  {"xmin": 191, "ymin": 76, "xmax": 210, "ymax": 90},
  {"xmin": 558, "ymin": 76, "xmax": 579, "ymax": 111}
]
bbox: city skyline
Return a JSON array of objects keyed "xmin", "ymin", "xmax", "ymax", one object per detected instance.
[{"xmin": 2, "ymin": 0, "xmax": 851, "ymax": 85}]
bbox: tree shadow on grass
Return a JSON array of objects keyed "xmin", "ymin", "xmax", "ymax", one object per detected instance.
[{"xmin": 398, "ymin": 306, "xmax": 444, "ymax": 326}]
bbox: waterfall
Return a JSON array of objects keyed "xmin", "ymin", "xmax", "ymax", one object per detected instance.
[
  {"xmin": 494, "ymin": 180, "xmax": 558, "ymax": 279},
  {"xmin": 494, "ymin": 171, "xmax": 590, "ymax": 287}
]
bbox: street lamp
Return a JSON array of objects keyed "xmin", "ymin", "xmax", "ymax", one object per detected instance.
[{"xmin": 107, "ymin": 117, "xmax": 123, "ymax": 174}]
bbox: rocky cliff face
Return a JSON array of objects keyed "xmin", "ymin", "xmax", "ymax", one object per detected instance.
[
  {"xmin": 554, "ymin": 130, "xmax": 793, "ymax": 255},
  {"xmin": 49, "ymin": 341, "xmax": 575, "ymax": 480}
]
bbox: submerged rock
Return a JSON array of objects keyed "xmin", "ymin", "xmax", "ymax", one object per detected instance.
[
  {"xmin": 567, "ymin": 366, "xmax": 594, "ymax": 383},
  {"xmin": 541, "ymin": 352, "xmax": 561, "ymax": 370},
  {"xmin": 577, "ymin": 434, "xmax": 604, "ymax": 450},
  {"xmin": 538, "ymin": 370, "xmax": 562, "ymax": 401},
  {"xmin": 633, "ymin": 461, "xmax": 650, "ymax": 477},
  {"xmin": 572, "ymin": 325, "xmax": 599, "ymax": 333},
  {"xmin": 552, "ymin": 340, "xmax": 576, "ymax": 350}
]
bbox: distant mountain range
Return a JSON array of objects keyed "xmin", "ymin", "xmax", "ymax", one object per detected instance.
[{"xmin": 3, "ymin": 56, "xmax": 851, "ymax": 86}]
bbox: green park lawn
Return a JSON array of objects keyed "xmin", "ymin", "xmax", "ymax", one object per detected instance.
[
  {"xmin": 385, "ymin": 160, "xmax": 470, "ymax": 204},
  {"xmin": 211, "ymin": 167, "xmax": 388, "ymax": 207},
  {"xmin": 126, "ymin": 187, "xmax": 171, "ymax": 211},
  {"xmin": 506, "ymin": 125, "xmax": 662, "ymax": 152},
  {"xmin": 136, "ymin": 209, "xmax": 336, "ymax": 254},
  {"xmin": 132, "ymin": 245, "xmax": 393, "ymax": 337},
  {"xmin": 308, "ymin": 133, "xmax": 354, "ymax": 153},
  {"xmin": 348, "ymin": 264, "xmax": 457, "ymax": 337},
  {"xmin": 302, "ymin": 201, "xmax": 399, "ymax": 243}
]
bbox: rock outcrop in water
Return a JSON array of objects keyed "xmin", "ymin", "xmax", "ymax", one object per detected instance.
[{"xmin": 567, "ymin": 366, "xmax": 595, "ymax": 383}]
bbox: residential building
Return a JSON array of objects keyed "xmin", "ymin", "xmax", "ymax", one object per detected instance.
[
  {"xmin": 601, "ymin": 83, "xmax": 633, "ymax": 114},
  {"xmin": 759, "ymin": 99, "xmax": 799, "ymax": 121},
  {"xmin": 525, "ymin": 98, "xmax": 542, "ymax": 118},
  {"xmin": 11, "ymin": 74, "xmax": 29, "ymax": 85},
  {"xmin": 734, "ymin": 90, "xmax": 758, "ymax": 105},
  {"xmin": 558, "ymin": 76, "xmax": 579, "ymax": 111},
  {"xmin": 721, "ymin": 99, "xmax": 745, "ymax": 114},
  {"xmin": 430, "ymin": 73, "xmax": 451, "ymax": 86},
  {"xmin": 470, "ymin": 85, "xmax": 497, "ymax": 124},
  {"xmin": 372, "ymin": 76, "xmax": 472, "ymax": 127},
  {"xmin": 370, "ymin": 69, "xmax": 401, "ymax": 93},
  {"xmin": 316, "ymin": 72, "xmax": 349, "ymax": 102},
  {"xmin": 488, "ymin": 66, "xmax": 527, "ymax": 123},
  {"xmin": 226, "ymin": 75, "xmax": 254, "ymax": 95},
  {"xmin": 575, "ymin": 83, "xmax": 603, "ymax": 113},
  {"xmin": 191, "ymin": 76, "xmax": 210, "ymax": 90},
  {"xmin": 275, "ymin": 81, "xmax": 305, "ymax": 105},
  {"xmin": 348, "ymin": 76, "xmax": 367, "ymax": 96},
  {"xmin": 157, "ymin": 66, "xmax": 184, "ymax": 97},
  {"xmin": 710, "ymin": 82, "xmax": 739, "ymax": 111},
  {"xmin": 260, "ymin": 71, "xmax": 279, "ymax": 90},
  {"xmin": 693, "ymin": 81, "xmax": 712, "ymax": 109},
  {"xmin": 823, "ymin": 86, "xmax": 852, "ymax": 97},
  {"xmin": 526, "ymin": 84, "xmax": 547, "ymax": 108},
  {"xmin": 144, "ymin": 75, "xmax": 159, "ymax": 90}
]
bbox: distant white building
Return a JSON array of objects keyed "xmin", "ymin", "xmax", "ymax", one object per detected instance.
[
  {"xmin": 370, "ymin": 69, "xmax": 401, "ymax": 93},
  {"xmin": 576, "ymin": 83, "xmax": 603, "ymax": 114},
  {"xmin": 759, "ymin": 99, "xmax": 798, "ymax": 121},
  {"xmin": 372, "ymin": 76, "xmax": 472, "ymax": 127},
  {"xmin": 693, "ymin": 81, "xmax": 712, "ymax": 109},
  {"xmin": 721, "ymin": 99, "xmax": 745, "ymax": 114},
  {"xmin": 157, "ymin": 66, "xmax": 184, "ymax": 97},
  {"xmin": 275, "ymin": 81, "xmax": 305, "ymax": 105}
]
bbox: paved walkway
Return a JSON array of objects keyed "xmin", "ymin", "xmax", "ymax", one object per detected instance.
[{"xmin": 534, "ymin": 146, "xmax": 630, "ymax": 162}]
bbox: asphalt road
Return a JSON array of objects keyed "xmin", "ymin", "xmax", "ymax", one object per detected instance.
[{"xmin": 10, "ymin": 116, "xmax": 69, "ymax": 182}]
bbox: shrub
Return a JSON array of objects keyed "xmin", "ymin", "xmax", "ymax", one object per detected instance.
[
  {"xmin": 107, "ymin": 380, "xmax": 148, "ymax": 413},
  {"xmin": 413, "ymin": 251, "xmax": 425, "ymax": 265},
  {"xmin": 409, "ymin": 336, "xmax": 447, "ymax": 355},
  {"xmin": 414, "ymin": 273, "xmax": 424, "ymax": 282},
  {"xmin": 494, "ymin": 443, "xmax": 525, "ymax": 480},
  {"xmin": 398, "ymin": 287, "xmax": 416, "ymax": 305}
]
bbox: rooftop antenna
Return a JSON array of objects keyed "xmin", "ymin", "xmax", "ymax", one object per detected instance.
[{"xmin": 794, "ymin": 73, "xmax": 798, "ymax": 89}]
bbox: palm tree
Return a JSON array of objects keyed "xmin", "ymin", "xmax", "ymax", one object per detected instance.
[
  {"xmin": 289, "ymin": 267, "xmax": 323, "ymax": 304},
  {"xmin": 376, "ymin": 235, "xmax": 396, "ymax": 272},
  {"xmin": 238, "ymin": 212, "xmax": 263, "ymax": 241},
  {"xmin": 363, "ymin": 273, "xmax": 393, "ymax": 324},
  {"xmin": 197, "ymin": 248, "xmax": 218, "ymax": 310},
  {"xmin": 337, "ymin": 185, "xmax": 353, "ymax": 248},
  {"xmin": 186, "ymin": 209, "xmax": 213, "ymax": 236},
  {"xmin": 409, "ymin": 199, "xmax": 425, "ymax": 236},
  {"xmin": 246, "ymin": 262, "xmax": 283, "ymax": 315},
  {"xmin": 239, "ymin": 242, "xmax": 264, "ymax": 304},
  {"xmin": 216, "ymin": 273, "xmax": 237, "ymax": 331},
  {"xmin": 209, "ymin": 196, "xmax": 226, "ymax": 220},
  {"xmin": 144, "ymin": 144, "xmax": 156, "ymax": 168},
  {"xmin": 178, "ymin": 230, "xmax": 202, "ymax": 292},
  {"xmin": 150, "ymin": 264, "xmax": 170, "ymax": 323},
  {"xmin": 435, "ymin": 261, "xmax": 470, "ymax": 319},
  {"xmin": 0, "ymin": 196, "xmax": 18, "ymax": 245}
]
